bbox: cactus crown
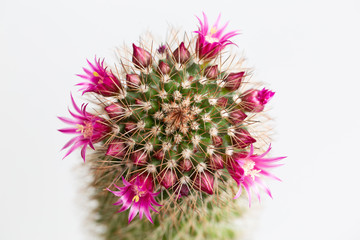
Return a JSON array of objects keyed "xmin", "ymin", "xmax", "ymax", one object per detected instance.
[{"xmin": 59, "ymin": 13, "xmax": 284, "ymax": 228}]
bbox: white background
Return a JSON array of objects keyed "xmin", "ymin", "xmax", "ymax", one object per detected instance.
[{"xmin": 1, "ymin": 0, "xmax": 360, "ymax": 239}]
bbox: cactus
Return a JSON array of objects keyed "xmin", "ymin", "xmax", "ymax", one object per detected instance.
[{"xmin": 59, "ymin": 13, "xmax": 285, "ymax": 240}]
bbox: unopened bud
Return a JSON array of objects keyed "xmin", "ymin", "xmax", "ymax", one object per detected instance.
[
  {"xmin": 131, "ymin": 150, "xmax": 148, "ymax": 165},
  {"xmin": 180, "ymin": 159, "xmax": 192, "ymax": 172},
  {"xmin": 204, "ymin": 65, "xmax": 218, "ymax": 80},
  {"xmin": 216, "ymin": 97, "xmax": 228, "ymax": 108},
  {"xmin": 105, "ymin": 103, "xmax": 124, "ymax": 119},
  {"xmin": 153, "ymin": 150, "xmax": 165, "ymax": 160},
  {"xmin": 209, "ymin": 154, "xmax": 224, "ymax": 170},
  {"xmin": 158, "ymin": 170, "xmax": 177, "ymax": 189},
  {"xmin": 132, "ymin": 44, "xmax": 152, "ymax": 69},
  {"xmin": 126, "ymin": 74, "xmax": 141, "ymax": 89},
  {"xmin": 193, "ymin": 170, "xmax": 214, "ymax": 195},
  {"xmin": 105, "ymin": 140, "xmax": 126, "ymax": 158},
  {"xmin": 157, "ymin": 61, "xmax": 171, "ymax": 75},
  {"xmin": 173, "ymin": 42, "xmax": 190, "ymax": 64},
  {"xmin": 124, "ymin": 122, "xmax": 137, "ymax": 132},
  {"xmin": 229, "ymin": 110, "xmax": 247, "ymax": 125},
  {"xmin": 224, "ymin": 72, "xmax": 245, "ymax": 91},
  {"xmin": 212, "ymin": 135, "xmax": 223, "ymax": 147},
  {"xmin": 233, "ymin": 128, "xmax": 256, "ymax": 149}
]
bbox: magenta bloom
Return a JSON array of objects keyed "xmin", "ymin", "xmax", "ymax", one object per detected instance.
[
  {"xmin": 227, "ymin": 144, "xmax": 285, "ymax": 206},
  {"xmin": 76, "ymin": 57, "xmax": 121, "ymax": 97},
  {"xmin": 59, "ymin": 95, "xmax": 112, "ymax": 161},
  {"xmin": 242, "ymin": 88, "xmax": 275, "ymax": 112},
  {"xmin": 195, "ymin": 13, "xmax": 239, "ymax": 61},
  {"xmin": 108, "ymin": 174, "xmax": 161, "ymax": 223}
]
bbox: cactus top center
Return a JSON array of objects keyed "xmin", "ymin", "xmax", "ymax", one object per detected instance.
[{"xmin": 163, "ymin": 104, "xmax": 196, "ymax": 132}]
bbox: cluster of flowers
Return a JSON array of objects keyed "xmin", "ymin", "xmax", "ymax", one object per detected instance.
[{"xmin": 59, "ymin": 13, "xmax": 285, "ymax": 224}]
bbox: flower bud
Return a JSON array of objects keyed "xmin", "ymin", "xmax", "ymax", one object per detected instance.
[
  {"xmin": 105, "ymin": 103, "xmax": 123, "ymax": 119},
  {"xmin": 131, "ymin": 150, "xmax": 148, "ymax": 165},
  {"xmin": 180, "ymin": 159, "xmax": 192, "ymax": 172},
  {"xmin": 229, "ymin": 110, "xmax": 247, "ymax": 125},
  {"xmin": 224, "ymin": 72, "xmax": 245, "ymax": 91},
  {"xmin": 179, "ymin": 184, "xmax": 190, "ymax": 197},
  {"xmin": 233, "ymin": 128, "xmax": 256, "ymax": 149},
  {"xmin": 173, "ymin": 42, "xmax": 190, "ymax": 64},
  {"xmin": 124, "ymin": 122, "xmax": 137, "ymax": 132},
  {"xmin": 194, "ymin": 170, "xmax": 214, "ymax": 195},
  {"xmin": 105, "ymin": 140, "xmax": 126, "ymax": 158},
  {"xmin": 134, "ymin": 98, "xmax": 143, "ymax": 105},
  {"xmin": 158, "ymin": 170, "xmax": 177, "ymax": 189},
  {"xmin": 204, "ymin": 65, "xmax": 218, "ymax": 80},
  {"xmin": 209, "ymin": 153, "xmax": 224, "ymax": 170},
  {"xmin": 157, "ymin": 61, "xmax": 171, "ymax": 75},
  {"xmin": 153, "ymin": 150, "xmax": 165, "ymax": 160},
  {"xmin": 126, "ymin": 74, "xmax": 141, "ymax": 89},
  {"xmin": 216, "ymin": 97, "xmax": 228, "ymax": 108},
  {"xmin": 157, "ymin": 44, "xmax": 167, "ymax": 55},
  {"xmin": 132, "ymin": 44, "xmax": 152, "ymax": 69},
  {"xmin": 212, "ymin": 135, "xmax": 223, "ymax": 147},
  {"xmin": 242, "ymin": 88, "xmax": 275, "ymax": 112}
]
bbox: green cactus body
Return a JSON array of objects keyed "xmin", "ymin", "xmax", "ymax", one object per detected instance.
[{"xmin": 59, "ymin": 14, "xmax": 284, "ymax": 240}]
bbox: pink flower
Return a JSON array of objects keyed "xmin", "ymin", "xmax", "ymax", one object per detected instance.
[
  {"xmin": 132, "ymin": 44, "xmax": 152, "ymax": 69},
  {"xmin": 227, "ymin": 144, "xmax": 285, "ymax": 206},
  {"xmin": 76, "ymin": 57, "xmax": 121, "ymax": 97},
  {"xmin": 232, "ymin": 128, "xmax": 256, "ymax": 149},
  {"xmin": 242, "ymin": 88, "xmax": 275, "ymax": 112},
  {"xmin": 195, "ymin": 13, "xmax": 239, "ymax": 61},
  {"xmin": 58, "ymin": 95, "xmax": 112, "ymax": 161},
  {"xmin": 108, "ymin": 174, "xmax": 161, "ymax": 223}
]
